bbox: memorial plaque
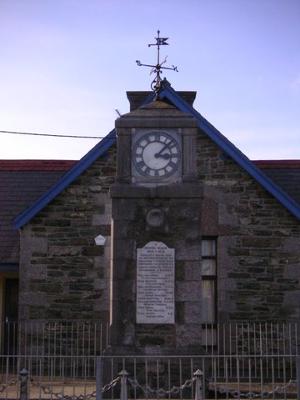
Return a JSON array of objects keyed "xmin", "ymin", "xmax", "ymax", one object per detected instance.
[{"xmin": 136, "ymin": 241, "xmax": 175, "ymax": 324}]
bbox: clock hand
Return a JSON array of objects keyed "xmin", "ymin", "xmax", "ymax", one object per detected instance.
[
  {"xmin": 154, "ymin": 141, "xmax": 173, "ymax": 158},
  {"xmin": 156, "ymin": 153, "xmax": 170, "ymax": 160}
]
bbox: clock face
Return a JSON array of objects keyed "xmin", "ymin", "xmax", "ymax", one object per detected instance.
[{"xmin": 133, "ymin": 131, "xmax": 181, "ymax": 178}]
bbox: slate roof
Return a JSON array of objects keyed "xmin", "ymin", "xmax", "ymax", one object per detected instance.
[
  {"xmin": 254, "ymin": 160, "xmax": 300, "ymax": 205},
  {"xmin": 0, "ymin": 160, "xmax": 76, "ymax": 265}
]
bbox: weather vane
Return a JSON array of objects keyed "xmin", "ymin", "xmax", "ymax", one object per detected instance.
[{"xmin": 136, "ymin": 30, "xmax": 178, "ymax": 92}]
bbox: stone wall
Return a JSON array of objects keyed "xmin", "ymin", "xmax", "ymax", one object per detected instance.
[
  {"xmin": 19, "ymin": 126, "xmax": 300, "ymax": 324},
  {"xmin": 196, "ymin": 130, "xmax": 300, "ymax": 321},
  {"xmin": 110, "ymin": 187, "xmax": 202, "ymax": 351},
  {"xmin": 19, "ymin": 146, "xmax": 116, "ymax": 320}
]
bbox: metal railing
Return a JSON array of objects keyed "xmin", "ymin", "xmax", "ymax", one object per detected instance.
[
  {"xmin": 201, "ymin": 321, "xmax": 299, "ymax": 356},
  {"xmin": 1, "ymin": 320, "xmax": 298, "ymax": 357},
  {"xmin": 0, "ymin": 354, "xmax": 299, "ymax": 399},
  {"xmin": 1, "ymin": 320, "xmax": 110, "ymax": 356}
]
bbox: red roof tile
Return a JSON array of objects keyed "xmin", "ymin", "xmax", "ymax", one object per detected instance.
[
  {"xmin": 253, "ymin": 160, "xmax": 300, "ymax": 169},
  {"xmin": 0, "ymin": 160, "xmax": 77, "ymax": 171}
]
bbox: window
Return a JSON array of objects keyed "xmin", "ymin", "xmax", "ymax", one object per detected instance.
[{"xmin": 201, "ymin": 238, "xmax": 217, "ymax": 323}]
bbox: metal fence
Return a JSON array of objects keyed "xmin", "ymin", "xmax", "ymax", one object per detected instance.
[
  {"xmin": 1, "ymin": 320, "xmax": 299, "ymax": 357},
  {"xmin": 1, "ymin": 320, "xmax": 110, "ymax": 356},
  {"xmin": 0, "ymin": 354, "xmax": 299, "ymax": 399},
  {"xmin": 201, "ymin": 322, "xmax": 299, "ymax": 356},
  {"xmin": 0, "ymin": 321, "xmax": 299, "ymax": 398}
]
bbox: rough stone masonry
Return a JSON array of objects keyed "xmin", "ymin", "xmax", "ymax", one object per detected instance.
[{"xmin": 19, "ymin": 94, "xmax": 300, "ymax": 332}]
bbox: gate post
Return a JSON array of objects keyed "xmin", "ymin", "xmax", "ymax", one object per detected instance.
[
  {"xmin": 96, "ymin": 357, "xmax": 103, "ymax": 400},
  {"xmin": 19, "ymin": 368, "xmax": 29, "ymax": 400},
  {"xmin": 119, "ymin": 369, "xmax": 129, "ymax": 400},
  {"xmin": 193, "ymin": 369, "xmax": 203, "ymax": 400},
  {"xmin": 297, "ymin": 355, "xmax": 300, "ymax": 400}
]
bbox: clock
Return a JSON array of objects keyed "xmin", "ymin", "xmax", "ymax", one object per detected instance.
[{"xmin": 132, "ymin": 130, "xmax": 181, "ymax": 179}]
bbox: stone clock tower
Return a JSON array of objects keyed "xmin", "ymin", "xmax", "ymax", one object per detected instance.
[{"xmin": 110, "ymin": 93, "xmax": 202, "ymax": 354}]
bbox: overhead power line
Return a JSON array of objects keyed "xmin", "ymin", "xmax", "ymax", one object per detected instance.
[{"xmin": 0, "ymin": 130, "xmax": 103, "ymax": 139}]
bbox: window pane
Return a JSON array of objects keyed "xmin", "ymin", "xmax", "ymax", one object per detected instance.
[
  {"xmin": 202, "ymin": 280, "xmax": 215, "ymax": 323},
  {"xmin": 202, "ymin": 259, "xmax": 216, "ymax": 275},
  {"xmin": 201, "ymin": 240, "xmax": 216, "ymax": 257}
]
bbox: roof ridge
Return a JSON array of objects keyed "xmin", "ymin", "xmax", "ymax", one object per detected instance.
[
  {"xmin": 13, "ymin": 85, "xmax": 300, "ymax": 227},
  {"xmin": 254, "ymin": 160, "xmax": 300, "ymax": 169},
  {"xmin": 0, "ymin": 160, "xmax": 77, "ymax": 171}
]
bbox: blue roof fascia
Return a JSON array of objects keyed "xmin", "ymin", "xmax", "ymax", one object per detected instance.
[
  {"xmin": 14, "ymin": 130, "xmax": 117, "ymax": 229},
  {"xmin": 14, "ymin": 85, "xmax": 300, "ymax": 227},
  {"xmin": 159, "ymin": 84, "xmax": 300, "ymax": 220}
]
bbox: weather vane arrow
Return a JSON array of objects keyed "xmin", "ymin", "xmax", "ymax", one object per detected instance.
[{"xmin": 136, "ymin": 30, "xmax": 178, "ymax": 92}]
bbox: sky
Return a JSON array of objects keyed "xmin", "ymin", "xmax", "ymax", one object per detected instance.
[{"xmin": 0, "ymin": 0, "xmax": 299, "ymax": 160}]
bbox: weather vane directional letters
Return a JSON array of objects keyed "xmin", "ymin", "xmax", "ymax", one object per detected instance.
[{"xmin": 136, "ymin": 30, "xmax": 178, "ymax": 92}]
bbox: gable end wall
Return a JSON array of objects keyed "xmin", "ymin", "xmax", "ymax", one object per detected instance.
[
  {"xmin": 196, "ymin": 130, "xmax": 300, "ymax": 320},
  {"xmin": 19, "ymin": 146, "xmax": 116, "ymax": 320},
  {"xmin": 18, "ymin": 129, "xmax": 300, "ymax": 322}
]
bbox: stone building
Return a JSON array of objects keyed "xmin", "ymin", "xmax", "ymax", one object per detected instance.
[{"xmin": 2, "ymin": 81, "xmax": 300, "ymax": 353}]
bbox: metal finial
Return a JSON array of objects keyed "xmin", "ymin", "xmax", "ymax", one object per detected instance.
[{"xmin": 136, "ymin": 30, "xmax": 178, "ymax": 92}]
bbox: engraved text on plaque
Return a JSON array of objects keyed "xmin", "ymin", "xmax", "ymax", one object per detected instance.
[{"xmin": 136, "ymin": 241, "xmax": 175, "ymax": 324}]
